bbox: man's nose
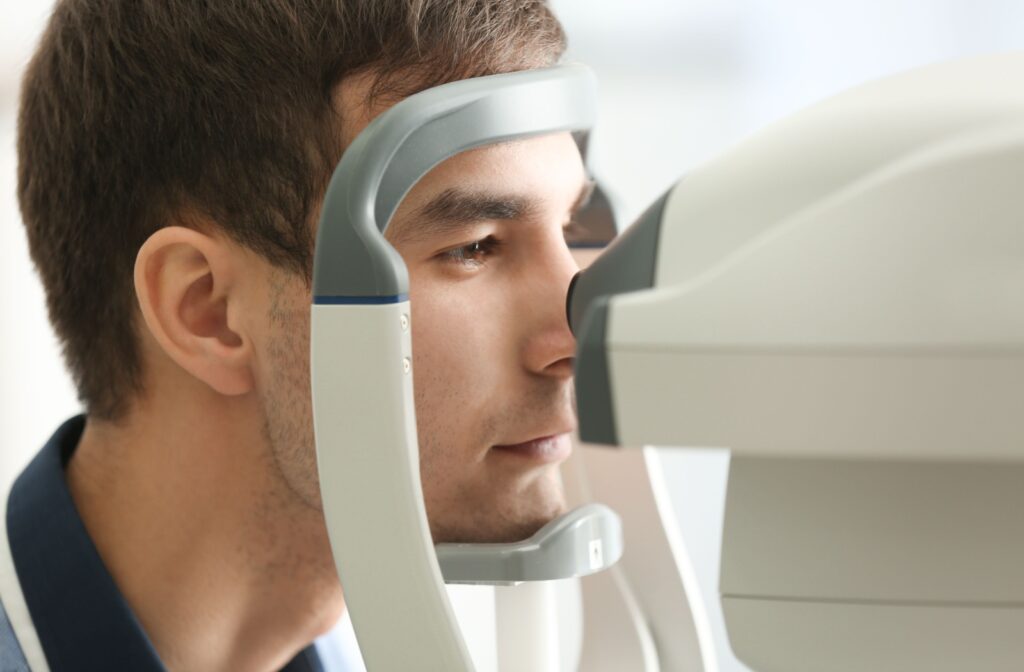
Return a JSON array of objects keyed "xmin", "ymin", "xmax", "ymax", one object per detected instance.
[{"xmin": 521, "ymin": 239, "xmax": 580, "ymax": 379}]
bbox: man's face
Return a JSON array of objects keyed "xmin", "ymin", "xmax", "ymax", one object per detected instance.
[
  {"xmin": 259, "ymin": 83, "xmax": 589, "ymax": 544},
  {"xmin": 386, "ymin": 133, "xmax": 588, "ymax": 543}
]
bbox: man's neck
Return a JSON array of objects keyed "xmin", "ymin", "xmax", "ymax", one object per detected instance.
[{"xmin": 66, "ymin": 395, "xmax": 344, "ymax": 672}]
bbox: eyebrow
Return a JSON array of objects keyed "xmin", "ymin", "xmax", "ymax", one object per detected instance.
[{"xmin": 388, "ymin": 178, "xmax": 596, "ymax": 247}]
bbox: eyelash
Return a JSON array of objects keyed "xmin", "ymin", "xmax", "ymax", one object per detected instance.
[
  {"xmin": 440, "ymin": 235, "xmax": 503, "ymax": 267},
  {"xmin": 439, "ymin": 223, "xmax": 580, "ymax": 268}
]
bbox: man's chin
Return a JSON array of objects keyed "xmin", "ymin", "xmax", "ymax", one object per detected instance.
[{"xmin": 429, "ymin": 487, "xmax": 568, "ymax": 544}]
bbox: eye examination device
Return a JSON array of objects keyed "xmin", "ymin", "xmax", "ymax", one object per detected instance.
[
  {"xmin": 312, "ymin": 51, "xmax": 1024, "ymax": 671},
  {"xmin": 310, "ymin": 64, "xmax": 623, "ymax": 672}
]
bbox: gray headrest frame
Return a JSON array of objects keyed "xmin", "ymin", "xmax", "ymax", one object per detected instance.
[
  {"xmin": 312, "ymin": 64, "xmax": 599, "ymax": 301},
  {"xmin": 437, "ymin": 503, "xmax": 623, "ymax": 585}
]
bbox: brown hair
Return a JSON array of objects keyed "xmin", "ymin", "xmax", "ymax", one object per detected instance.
[{"xmin": 18, "ymin": 0, "xmax": 566, "ymax": 420}]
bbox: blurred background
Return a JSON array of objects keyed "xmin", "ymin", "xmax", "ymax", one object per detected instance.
[{"xmin": 1, "ymin": 1, "xmax": 1022, "ymax": 487}]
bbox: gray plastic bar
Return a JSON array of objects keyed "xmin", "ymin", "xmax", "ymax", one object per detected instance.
[
  {"xmin": 313, "ymin": 64, "xmax": 599, "ymax": 300},
  {"xmin": 435, "ymin": 504, "xmax": 623, "ymax": 585}
]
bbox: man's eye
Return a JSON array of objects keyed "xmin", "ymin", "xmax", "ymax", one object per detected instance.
[
  {"xmin": 440, "ymin": 236, "xmax": 502, "ymax": 267},
  {"xmin": 563, "ymin": 219, "xmax": 586, "ymax": 241}
]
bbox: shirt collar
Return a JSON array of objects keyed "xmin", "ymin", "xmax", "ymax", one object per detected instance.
[{"xmin": 6, "ymin": 415, "xmax": 323, "ymax": 672}]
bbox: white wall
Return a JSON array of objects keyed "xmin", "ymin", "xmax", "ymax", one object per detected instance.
[
  {"xmin": 2, "ymin": 1, "xmax": 1022, "ymax": 485},
  {"xmin": 553, "ymin": 0, "xmax": 1024, "ymax": 223},
  {"xmin": 0, "ymin": 2, "xmax": 80, "ymax": 481}
]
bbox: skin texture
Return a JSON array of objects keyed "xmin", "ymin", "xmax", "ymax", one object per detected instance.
[{"xmin": 65, "ymin": 73, "xmax": 587, "ymax": 672}]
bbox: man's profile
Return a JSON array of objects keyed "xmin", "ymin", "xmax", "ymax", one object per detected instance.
[{"xmin": 1, "ymin": 1, "xmax": 590, "ymax": 670}]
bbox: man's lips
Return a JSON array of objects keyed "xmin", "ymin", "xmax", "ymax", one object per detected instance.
[{"xmin": 492, "ymin": 433, "xmax": 573, "ymax": 463}]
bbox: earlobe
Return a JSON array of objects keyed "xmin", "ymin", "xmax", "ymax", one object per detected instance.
[{"xmin": 134, "ymin": 226, "xmax": 255, "ymax": 397}]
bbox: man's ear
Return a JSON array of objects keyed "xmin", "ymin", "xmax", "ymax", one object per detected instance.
[{"xmin": 134, "ymin": 226, "xmax": 255, "ymax": 396}]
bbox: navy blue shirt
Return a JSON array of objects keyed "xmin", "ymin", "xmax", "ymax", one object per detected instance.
[{"xmin": 2, "ymin": 416, "xmax": 326, "ymax": 671}]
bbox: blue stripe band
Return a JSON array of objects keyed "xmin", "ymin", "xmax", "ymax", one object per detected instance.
[{"xmin": 313, "ymin": 294, "xmax": 409, "ymax": 305}]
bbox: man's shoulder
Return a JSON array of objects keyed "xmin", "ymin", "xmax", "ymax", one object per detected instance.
[{"xmin": 0, "ymin": 591, "xmax": 31, "ymax": 671}]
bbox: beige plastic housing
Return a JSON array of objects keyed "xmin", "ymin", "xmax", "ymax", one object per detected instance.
[
  {"xmin": 602, "ymin": 52, "xmax": 1024, "ymax": 670},
  {"xmin": 609, "ymin": 52, "xmax": 1024, "ymax": 460}
]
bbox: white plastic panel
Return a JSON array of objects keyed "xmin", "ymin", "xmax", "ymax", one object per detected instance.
[
  {"xmin": 311, "ymin": 302, "xmax": 473, "ymax": 671},
  {"xmin": 722, "ymin": 457, "xmax": 1024, "ymax": 603},
  {"xmin": 494, "ymin": 581, "xmax": 565, "ymax": 672},
  {"xmin": 610, "ymin": 349, "xmax": 1024, "ymax": 461},
  {"xmin": 652, "ymin": 51, "xmax": 1024, "ymax": 291},
  {"xmin": 723, "ymin": 597, "xmax": 1024, "ymax": 672},
  {"xmin": 618, "ymin": 122, "xmax": 1024, "ymax": 351},
  {"xmin": 607, "ymin": 120, "xmax": 1024, "ymax": 461},
  {"xmin": 447, "ymin": 585, "xmax": 498, "ymax": 672}
]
